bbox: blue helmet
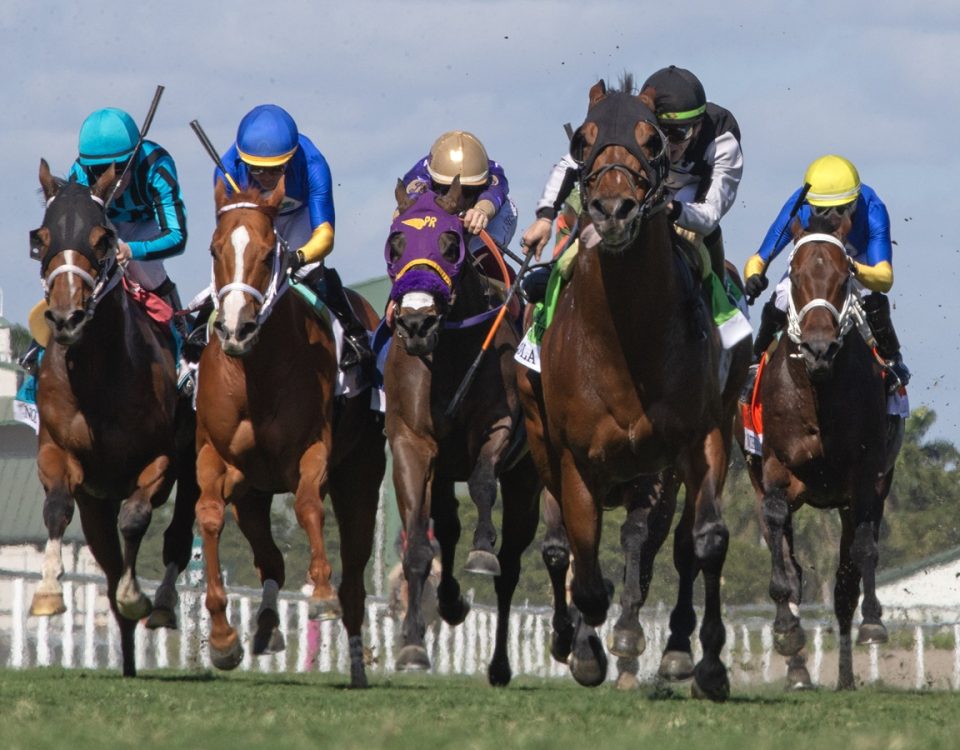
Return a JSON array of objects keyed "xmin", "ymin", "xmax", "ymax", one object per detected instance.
[
  {"xmin": 236, "ymin": 105, "xmax": 299, "ymax": 167},
  {"xmin": 78, "ymin": 108, "xmax": 139, "ymax": 166}
]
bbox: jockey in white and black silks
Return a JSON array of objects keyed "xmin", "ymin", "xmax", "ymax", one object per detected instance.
[{"xmin": 743, "ymin": 154, "xmax": 910, "ymax": 391}]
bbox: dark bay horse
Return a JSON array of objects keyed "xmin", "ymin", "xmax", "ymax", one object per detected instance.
[
  {"xmin": 196, "ymin": 179, "xmax": 385, "ymax": 687},
  {"xmin": 740, "ymin": 215, "xmax": 902, "ymax": 690},
  {"xmin": 29, "ymin": 160, "xmax": 197, "ymax": 676},
  {"xmin": 384, "ymin": 181, "xmax": 542, "ymax": 685},
  {"xmin": 517, "ymin": 79, "xmax": 751, "ymax": 698}
]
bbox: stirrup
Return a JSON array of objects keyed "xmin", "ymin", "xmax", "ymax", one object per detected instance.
[
  {"xmin": 17, "ymin": 343, "xmax": 42, "ymax": 376},
  {"xmin": 340, "ymin": 333, "xmax": 375, "ymax": 374},
  {"xmin": 885, "ymin": 357, "xmax": 910, "ymax": 392},
  {"xmin": 740, "ymin": 363, "xmax": 759, "ymax": 404}
]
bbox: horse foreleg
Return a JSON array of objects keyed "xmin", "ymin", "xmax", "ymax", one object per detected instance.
[
  {"xmin": 854, "ymin": 490, "xmax": 888, "ymax": 649},
  {"xmin": 659, "ymin": 495, "xmax": 697, "ymax": 682},
  {"xmin": 834, "ymin": 508, "xmax": 860, "ymax": 690},
  {"xmin": 196, "ymin": 443, "xmax": 242, "ymax": 671},
  {"xmin": 233, "ymin": 491, "xmax": 285, "ymax": 657},
  {"xmin": 763, "ymin": 485, "xmax": 806, "ymax": 657},
  {"xmin": 463, "ymin": 432, "xmax": 508, "ymax": 576},
  {"xmin": 116, "ymin": 456, "xmax": 172, "ymax": 621},
  {"xmin": 31, "ymin": 442, "xmax": 80, "ymax": 616},
  {"xmin": 540, "ymin": 489, "xmax": 574, "ymax": 664},
  {"xmin": 432, "ymin": 480, "xmax": 469, "ymax": 627},
  {"xmin": 75, "ymin": 492, "xmax": 136, "ymax": 676},
  {"xmin": 295, "ymin": 442, "xmax": 341, "ymax": 621},
  {"xmin": 488, "ymin": 466, "xmax": 541, "ymax": 687}
]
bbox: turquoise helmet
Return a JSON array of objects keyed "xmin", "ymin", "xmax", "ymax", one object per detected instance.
[
  {"xmin": 236, "ymin": 105, "xmax": 299, "ymax": 167},
  {"xmin": 78, "ymin": 108, "xmax": 139, "ymax": 166}
]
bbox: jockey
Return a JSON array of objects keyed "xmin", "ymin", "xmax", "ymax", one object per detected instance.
[
  {"xmin": 19, "ymin": 107, "xmax": 188, "ymax": 374},
  {"xmin": 521, "ymin": 66, "xmax": 743, "ymax": 282},
  {"xmin": 743, "ymin": 154, "xmax": 910, "ymax": 389},
  {"xmin": 216, "ymin": 104, "xmax": 373, "ymax": 373},
  {"xmin": 402, "ymin": 130, "xmax": 518, "ymax": 279}
]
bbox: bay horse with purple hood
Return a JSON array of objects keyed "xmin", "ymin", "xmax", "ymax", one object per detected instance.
[
  {"xmin": 739, "ymin": 214, "xmax": 903, "ymax": 690},
  {"xmin": 195, "ymin": 178, "xmax": 385, "ymax": 687},
  {"xmin": 28, "ymin": 160, "xmax": 197, "ymax": 676},
  {"xmin": 517, "ymin": 79, "xmax": 751, "ymax": 698},
  {"xmin": 383, "ymin": 180, "xmax": 542, "ymax": 685}
]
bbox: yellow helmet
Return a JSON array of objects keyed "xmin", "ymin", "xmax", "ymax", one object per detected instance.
[
  {"xmin": 427, "ymin": 131, "xmax": 489, "ymax": 186},
  {"xmin": 804, "ymin": 155, "xmax": 861, "ymax": 207}
]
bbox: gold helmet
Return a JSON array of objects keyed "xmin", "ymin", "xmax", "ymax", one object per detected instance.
[
  {"xmin": 427, "ymin": 131, "xmax": 489, "ymax": 186},
  {"xmin": 804, "ymin": 155, "xmax": 861, "ymax": 207}
]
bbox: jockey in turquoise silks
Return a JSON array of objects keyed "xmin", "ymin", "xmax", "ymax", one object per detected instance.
[
  {"xmin": 216, "ymin": 104, "xmax": 373, "ymax": 373},
  {"xmin": 743, "ymin": 154, "xmax": 910, "ymax": 391}
]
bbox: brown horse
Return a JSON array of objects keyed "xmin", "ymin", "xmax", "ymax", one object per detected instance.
[
  {"xmin": 29, "ymin": 160, "xmax": 197, "ymax": 676},
  {"xmin": 195, "ymin": 179, "xmax": 385, "ymax": 688},
  {"xmin": 384, "ymin": 181, "xmax": 542, "ymax": 685},
  {"xmin": 517, "ymin": 79, "xmax": 751, "ymax": 697},
  {"xmin": 740, "ymin": 214, "xmax": 902, "ymax": 690}
]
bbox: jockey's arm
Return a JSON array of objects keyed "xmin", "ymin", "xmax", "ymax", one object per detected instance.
[
  {"xmin": 743, "ymin": 188, "xmax": 805, "ymax": 281},
  {"xmin": 673, "ymin": 131, "xmax": 743, "ymax": 236},
  {"xmin": 128, "ymin": 158, "xmax": 188, "ymax": 261},
  {"xmin": 299, "ymin": 148, "xmax": 336, "ymax": 264},
  {"xmin": 850, "ymin": 197, "xmax": 894, "ymax": 293}
]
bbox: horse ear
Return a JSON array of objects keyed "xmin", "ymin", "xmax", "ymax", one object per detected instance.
[
  {"xmin": 435, "ymin": 175, "xmax": 462, "ymax": 215},
  {"xmin": 39, "ymin": 158, "xmax": 59, "ymax": 200},
  {"xmin": 588, "ymin": 80, "xmax": 607, "ymax": 106},
  {"xmin": 395, "ymin": 178, "xmax": 416, "ymax": 214},
  {"xmin": 266, "ymin": 175, "xmax": 286, "ymax": 210},
  {"xmin": 789, "ymin": 217, "xmax": 805, "ymax": 243},
  {"xmin": 90, "ymin": 163, "xmax": 116, "ymax": 202},
  {"xmin": 214, "ymin": 177, "xmax": 228, "ymax": 210}
]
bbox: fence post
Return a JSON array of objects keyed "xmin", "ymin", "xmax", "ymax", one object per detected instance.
[
  {"xmin": 10, "ymin": 578, "xmax": 26, "ymax": 669},
  {"xmin": 761, "ymin": 624, "xmax": 772, "ymax": 684},
  {"xmin": 914, "ymin": 625, "xmax": 925, "ymax": 690},
  {"xmin": 953, "ymin": 624, "xmax": 960, "ymax": 691},
  {"xmin": 37, "ymin": 617, "xmax": 50, "ymax": 667},
  {"xmin": 61, "ymin": 580, "xmax": 74, "ymax": 668},
  {"xmin": 812, "ymin": 625, "xmax": 823, "ymax": 686},
  {"xmin": 83, "ymin": 582, "xmax": 97, "ymax": 668}
]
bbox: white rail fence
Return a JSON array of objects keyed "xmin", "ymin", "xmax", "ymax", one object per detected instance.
[{"xmin": 2, "ymin": 569, "xmax": 959, "ymax": 689}]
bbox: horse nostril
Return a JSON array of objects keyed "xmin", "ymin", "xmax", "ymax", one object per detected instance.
[
  {"xmin": 212, "ymin": 319, "xmax": 225, "ymax": 334},
  {"xmin": 589, "ymin": 199, "xmax": 611, "ymax": 220},
  {"xmin": 67, "ymin": 310, "xmax": 86, "ymax": 330},
  {"xmin": 614, "ymin": 199, "xmax": 638, "ymax": 221},
  {"xmin": 419, "ymin": 316, "xmax": 439, "ymax": 336},
  {"xmin": 238, "ymin": 321, "xmax": 258, "ymax": 341}
]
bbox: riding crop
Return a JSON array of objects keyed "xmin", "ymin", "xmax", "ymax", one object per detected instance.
[{"xmin": 189, "ymin": 119, "xmax": 241, "ymax": 193}]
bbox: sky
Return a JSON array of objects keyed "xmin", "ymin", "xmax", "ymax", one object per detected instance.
[{"xmin": 2, "ymin": 0, "xmax": 959, "ymax": 441}]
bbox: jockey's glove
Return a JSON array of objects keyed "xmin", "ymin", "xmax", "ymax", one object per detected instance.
[{"xmin": 744, "ymin": 273, "xmax": 769, "ymax": 304}]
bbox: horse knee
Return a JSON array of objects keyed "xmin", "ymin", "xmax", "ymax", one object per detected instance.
[
  {"xmin": 404, "ymin": 541, "xmax": 435, "ymax": 579},
  {"xmin": 694, "ymin": 522, "xmax": 729, "ymax": 570},
  {"xmin": 851, "ymin": 524, "xmax": 878, "ymax": 568},
  {"xmin": 42, "ymin": 489, "xmax": 74, "ymax": 536},
  {"xmin": 762, "ymin": 491, "xmax": 789, "ymax": 532},
  {"xmin": 118, "ymin": 500, "xmax": 152, "ymax": 540}
]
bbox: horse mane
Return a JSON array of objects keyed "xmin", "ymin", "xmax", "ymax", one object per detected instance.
[
  {"xmin": 613, "ymin": 72, "xmax": 637, "ymax": 95},
  {"xmin": 806, "ymin": 212, "xmax": 843, "ymax": 235}
]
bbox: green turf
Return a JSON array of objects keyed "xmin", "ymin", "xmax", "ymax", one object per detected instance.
[{"xmin": 0, "ymin": 669, "xmax": 954, "ymax": 750}]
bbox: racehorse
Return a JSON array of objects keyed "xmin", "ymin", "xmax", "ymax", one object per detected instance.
[
  {"xmin": 517, "ymin": 78, "xmax": 751, "ymax": 698},
  {"xmin": 384, "ymin": 180, "xmax": 542, "ymax": 685},
  {"xmin": 195, "ymin": 179, "xmax": 385, "ymax": 688},
  {"xmin": 29, "ymin": 160, "xmax": 197, "ymax": 676},
  {"xmin": 739, "ymin": 214, "xmax": 902, "ymax": 690}
]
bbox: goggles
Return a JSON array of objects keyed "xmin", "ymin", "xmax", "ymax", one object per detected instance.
[{"xmin": 661, "ymin": 122, "xmax": 697, "ymax": 144}]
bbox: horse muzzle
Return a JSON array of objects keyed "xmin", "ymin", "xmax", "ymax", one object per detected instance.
[
  {"xmin": 395, "ymin": 309, "xmax": 441, "ymax": 356},
  {"xmin": 213, "ymin": 316, "xmax": 261, "ymax": 357},
  {"xmin": 799, "ymin": 337, "xmax": 841, "ymax": 381},
  {"xmin": 45, "ymin": 306, "xmax": 90, "ymax": 345},
  {"xmin": 588, "ymin": 197, "xmax": 641, "ymax": 252}
]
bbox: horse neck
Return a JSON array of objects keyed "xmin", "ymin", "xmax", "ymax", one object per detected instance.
[
  {"xmin": 73, "ymin": 283, "xmax": 141, "ymax": 369},
  {"xmin": 233, "ymin": 291, "xmax": 314, "ymax": 377},
  {"xmin": 448, "ymin": 261, "xmax": 494, "ymax": 323}
]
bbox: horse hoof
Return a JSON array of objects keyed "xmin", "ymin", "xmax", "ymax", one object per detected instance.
[
  {"xmin": 396, "ymin": 645, "xmax": 431, "ymax": 672},
  {"xmin": 30, "ymin": 592, "xmax": 67, "ymax": 617},
  {"xmin": 463, "ymin": 550, "xmax": 501, "ymax": 576},
  {"xmin": 550, "ymin": 626, "xmax": 574, "ymax": 664},
  {"xmin": 657, "ymin": 650, "xmax": 695, "ymax": 682},
  {"xmin": 210, "ymin": 636, "xmax": 244, "ymax": 671},
  {"xmin": 349, "ymin": 663, "xmax": 369, "ymax": 689},
  {"xmin": 308, "ymin": 597, "xmax": 343, "ymax": 622},
  {"xmin": 569, "ymin": 632, "xmax": 608, "ymax": 687},
  {"xmin": 438, "ymin": 595, "xmax": 470, "ymax": 626},
  {"xmin": 541, "ymin": 544, "xmax": 569, "ymax": 571},
  {"xmin": 616, "ymin": 670, "xmax": 640, "ymax": 691},
  {"xmin": 253, "ymin": 627, "xmax": 286, "ymax": 656},
  {"xmin": 786, "ymin": 664, "xmax": 814, "ymax": 691},
  {"xmin": 145, "ymin": 607, "xmax": 177, "ymax": 630},
  {"xmin": 488, "ymin": 657, "xmax": 512, "ymax": 687},
  {"xmin": 692, "ymin": 660, "xmax": 730, "ymax": 703},
  {"xmin": 608, "ymin": 625, "xmax": 646, "ymax": 658},
  {"xmin": 774, "ymin": 625, "xmax": 806, "ymax": 656},
  {"xmin": 857, "ymin": 622, "xmax": 888, "ymax": 645},
  {"xmin": 117, "ymin": 594, "xmax": 152, "ymax": 622}
]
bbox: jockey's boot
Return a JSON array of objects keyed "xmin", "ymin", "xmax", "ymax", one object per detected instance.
[
  {"xmin": 863, "ymin": 292, "xmax": 911, "ymax": 390},
  {"xmin": 740, "ymin": 297, "xmax": 787, "ymax": 403},
  {"xmin": 17, "ymin": 339, "xmax": 43, "ymax": 376},
  {"xmin": 323, "ymin": 267, "xmax": 375, "ymax": 376},
  {"xmin": 520, "ymin": 265, "xmax": 552, "ymax": 305},
  {"xmin": 704, "ymin": 226, "xmax": 727, "ymax": 280}
]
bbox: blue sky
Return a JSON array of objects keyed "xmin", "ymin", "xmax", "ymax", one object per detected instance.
[{"xmin": 2, "ymin": 0, "xmax": 959, "ymax": 441}]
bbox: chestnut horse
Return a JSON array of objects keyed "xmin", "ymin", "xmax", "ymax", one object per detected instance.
[
  {"xmin": 384, "ymin": 181, "xmax": 542, "ymax": 685},
  {"xmin": 517, "ymin": 79, "xmax": 751, "ymax": 698},
  {"xmin": 740, "ymin": 215, "xmax": 902, "ymax": 690},
  {"xmin": 196, "ymin": 179, "xmax": 385, "ymax": 688},
  {"xmin": 29, "ymin": 160, "xmax": 197, "ymax": 676}
]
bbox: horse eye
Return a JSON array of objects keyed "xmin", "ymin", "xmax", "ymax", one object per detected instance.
[{"xmin": 264, "ymin": 250, "xmax": 276, "ymax": 267}]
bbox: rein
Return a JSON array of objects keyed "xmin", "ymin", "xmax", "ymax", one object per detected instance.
[{"xmin": 211, "ymin": 201, "xmax": 291, "ymax": 325}]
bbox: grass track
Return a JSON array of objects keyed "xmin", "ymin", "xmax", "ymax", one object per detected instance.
[{"xmin": 0, "ymin": 668, "xmax": 954, "ymax": 749}]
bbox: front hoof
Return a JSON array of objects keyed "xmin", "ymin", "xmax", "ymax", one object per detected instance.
[
  {"xmin": 692, "ymin": 660, "xmax": 730, "ymax": 702},
  {"xmin": 349, "ymin": 663, "xmax": 369, "ymax": 689},
  {"xmin": 308, "ymin": 597, "xmax": 343, "ymax": 622},
  {"xmin": 774, "ymin": 624, "xmax": 806, "ymax": 656},
  {"xmin": 30, "ymin": 592, "xmax": 67, "ymax": 617},
  {"xmin": 786, "ymin": 663, "xmax": 814, "ymax": 691},
  {"xmin": 616, "ymin": 670, "xmax": 640, "ymax": 691},
  {"xmin": 488, "ymin": 655, "xmax": 512, "ymax": 687},
  {"xmin": 658, "ymin": 650, "xmax": 695, "ymax": 682},
  {"xmin": 145, "ymin": 606, "xmax": 177, "ymax": 630},
  {"xmin": 396, "ymin": 644, "xmax": 431, "ymax": 672},
  {"xmin": 438, "ymin": 595, "xmax": 470, "ymax": 626},
  {"xmin": 210, "ymin": 633, "xmax": 244, "ymax": 671},
  {"xmin": 570, "ymin": 632, "xmax": 608, "ymax": 687},
  {"xmin": 463, "ymin": 550, "xmax": 501, "ymax": 576},
  {"xmin": 117, "ymin": 594, "xmax": 153, "ymax": 622},
  {"xmin": 608, "ymin": 625, "xmax": 646, "ymax": 658},
  {"xmin": 857, "ymin": 622, "xmax": 888, "ymax": 645}
]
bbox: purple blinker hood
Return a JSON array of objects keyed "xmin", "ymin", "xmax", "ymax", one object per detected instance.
[{"xmin": 384, "ymin": 191, "xmax": 466, "ymax": 303}]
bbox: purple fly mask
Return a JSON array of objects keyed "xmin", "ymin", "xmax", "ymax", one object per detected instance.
[{"xmin": 385, "ymin": 191, "xmax": 466, "ymax": 304}]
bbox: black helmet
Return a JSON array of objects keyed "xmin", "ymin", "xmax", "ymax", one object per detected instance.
[{"xmin": 641, "ymin": 66, "xmax": 706, "ymax": 125}]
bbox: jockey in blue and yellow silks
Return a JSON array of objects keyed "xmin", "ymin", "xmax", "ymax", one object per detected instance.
[
  {"xmin": 216, "ymin": 104, "xmax": 373, "ymax": 372},
  {"xmin": 743, "ymin": 154, "xmax": 909, "ymax": 389}
]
